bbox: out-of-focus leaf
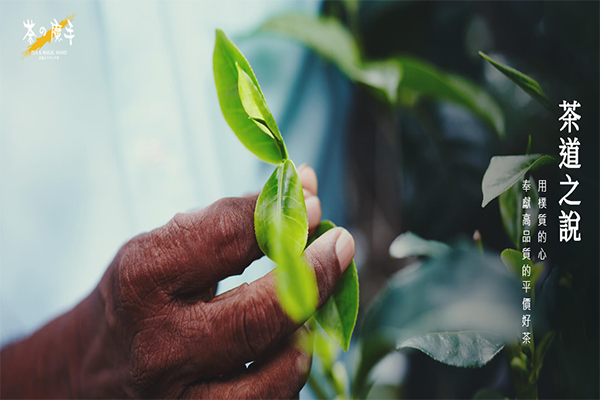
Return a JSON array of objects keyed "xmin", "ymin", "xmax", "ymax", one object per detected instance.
[
  {"xmin": 501, "ymin": 249, "xmax": 544, "ymax": 289},
  {"xmin": 498, "ymin": 185, "xmax": 520, "ymax": 248},
  {"xmin": 532, "ymin": 331, "xmax": 555, "ymax": 380},
  {"xmin": 479, "ymin": 51, "xmax": 551, "ymax": 109},
  {"xmin": 308, "ymin": 221, "xmax": 359, "ymax": 351},
  {"xmin": 358, "ymin": 60, "xmax": 403, "ymax": 104},
  {"xmin": 258, "ymin": 14, "xmax": 359, "ymax": 74},
  {"xmin": 312, "ymin": 327, "xmax": 346, "ymax": 398},
  {"xmin": 354, "ymin": 247, "xmax": 521, "ymax": 398},
  {"xmin": 256, "ymin": 13, "xmax": 401, "ymax": 103},
  {"xmin": 397, "ymin": 56, "xmax": 505, "ymax": 138},
  {"xmin": 271, "ymin": 222, "xmax": 317, "ymax": 323},
  {"xmin": 398, "ymin": 330, "xmax": 505, "ymax": 368},
  {"xmin": 499, "ymin": 178, "xmax": 539, "ymax": 250},
  {"xmin": 481, "ymin": 154, "xmax": 554, "ymax": 208},
  {"xmin": 366, "ymin": 384, "xmax": 402, "ymax": 400},
  {"xmin": 314, "ymin": 327, "xmax": 341, "ymax": 370},
  {"xmin": 256, "ymin": 14, "xmax": 505, "ymax": 128},
  {"xmin": 332, "ymin": 361, "xmax": 349, "ymax": 398},
  {"xmin": 255, "ymin": 159, "xmax": 308, "ymax": 258},
  {"xmin": 214, "ymin": 29, "xmax": 285, "ymax": 164},
  {"xmin": 389, "ymin": 231, "xmax": 450, "ymax": 259}
]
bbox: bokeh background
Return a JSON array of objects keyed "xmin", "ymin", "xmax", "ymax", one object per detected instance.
[{"xmin": 1, "ymin": 1, "xmax": 598, "ymax": 399}]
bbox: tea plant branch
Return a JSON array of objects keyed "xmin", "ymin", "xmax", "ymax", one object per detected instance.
[{"xmin": 213, "ymin": 29, "xmax": 359, "ymax": 357}]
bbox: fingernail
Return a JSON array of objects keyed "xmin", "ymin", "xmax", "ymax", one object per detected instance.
[
  {"xmin": 305, "ymin": 196, "xmax": 321, "ymax": 228},
  {"xmin": 335, "ymin": 229, "xmax": 355, "ymax": 272}
]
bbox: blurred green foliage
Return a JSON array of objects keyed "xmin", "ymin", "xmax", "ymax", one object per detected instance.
[{"xmin": 248, "ymin": 1, "xmax": 598, "ymax": 398}]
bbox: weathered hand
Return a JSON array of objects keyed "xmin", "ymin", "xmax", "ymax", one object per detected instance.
[{"xmin": 1, "ymin": 165, "xmax": 355, "ymax": 399}]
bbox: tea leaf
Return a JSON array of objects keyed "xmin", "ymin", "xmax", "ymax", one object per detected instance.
[
  {"xmin": 313, "ymin": 328, "xmax": 347, "ymax": 398},
  {"xmin": 499, "ymin": 184, "xmax": 522, "ymax": 250},
  {"xmin": 479, "ymin": 51, "xmax": 551, "ymax": 109},
  {"xmin": 389, "ymin": 231, "xmax": 450, "ymax": 259},
  {"xmin": 255, "ymin": 159, "xmax": 308, "ymax": 258},
  {"xmin": 236, "ymin": 63, "xmax": 287, "ymax": 156},
  {"xmin": 473, "ymin": 388, "xmax": 507, "ymax": 399},
  {"xmin": 213, "ymin": 29, "xmax": 285, "ymax": 164},
  {"xmin": 256, "ymin": 15, "xmax": 505, "ymax": 133},
  {"xmin": 397, "ymin": 56, "xmax": 505, "ymax": 138},
  {"xmin": 256, "ymin": 14, "xmax": 401, "ymax": 103},
  {"xmin": 314, "ymin": 326, "xmax": 341, "ymax": 370},
  {"xmin": 355, "ymin": 247, "xmax": 521, "ymax": 397},
  {"xmin": 398, "ymin": 330, "xmax": 505, "ymax": 368},
  {"xmin": 257, "ymin": 14, "xmax": 359, "ymax": 76},
  {"xmin": 308, "ymin": 221, "xmax": 359, "ymax": 351},
  {"xmin": 481, "ymin": 154, "xmax": 554, "ymax": 208},
  {"xmin": 271, "ymin": 228, "xmax": 318, "ymax": 323},
  {"xmin": 500, "ymin": 249, "xmax": 544, "ymax": 288},
  {"xmin": 499, "ymin": 179, "xmax": 538, "ymax": 250},
  {"xmin": 532, "ymin": 331, "xmax": 555, "ymax": 380}
]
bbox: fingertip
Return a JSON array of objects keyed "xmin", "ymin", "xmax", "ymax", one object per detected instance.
[
  {"xmin": 297, "ymin": 164, "xmax": 318, "ymax": 196},
  {"xmin": 305, "ymin": 196, "xmax": 322, "ymax": 231}
]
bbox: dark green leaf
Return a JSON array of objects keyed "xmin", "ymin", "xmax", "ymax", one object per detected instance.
[
  {"xmin": 354, "ymin": 247, "xmax": 521, "ymax": 397},
  {"xmin": 256, "ymin": 14, "xmax": 504, "ymax": 128},
  {"xmin": 481, "ymin": 154, "xmax": 554, "ymax": 208},
  {"xmin": 397, "ymin": 56, "xmax": 505, "ymax": 138},
  {"xmin": 498, "ymin": 186, "xmax": 520, "ymax": 249},
  {"xmin": 473, "ymin": 388, "xmax": 507, "ymax": 399},
  {"xmin": 308, "ymin": 221, "xmax": 359, "ymax": 351},
  {"xmin": 255, "ymin": 159, "xmax": 308, "ymax": 258},
  {"xmin": 256, "ymin": 14, "xmax": 401, "ymax": 103},
  {"xmin": 499, "ymin": 178, "xmax": 539, "ymax": 250},
  {"xmin": 398, "ymin": 330, "xmax": 505, "ymax": 368},
  {"xmin": 500, "ymin": 249, "xmax": 544, "ymax": 288},
  {"xmin": 258, "ymin": 14, "xmax": 360, "ymax": 75},
  {"xmin": 479, "ymin": 51, "xmax": 551, "ymax": 109},
  {"xmin": 389, "ymin": 231, "xmax": 450, "ymax": 259},
  {"xmin": 213, "ymin": 29, "xmax": 285, "ymax": 164},
  {"xmin": 532, "ymin": 331, "xmax": 555, "ymax": 380}
]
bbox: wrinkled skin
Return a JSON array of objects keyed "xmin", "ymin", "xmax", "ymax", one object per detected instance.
[{"xmin": 0, "ymin": 165, "xmax": 355, "ymax": 399}]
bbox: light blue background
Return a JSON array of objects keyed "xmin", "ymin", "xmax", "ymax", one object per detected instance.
[{"xmin": 0, "ymin": 0, "xmax": 351, "ymax": 348}]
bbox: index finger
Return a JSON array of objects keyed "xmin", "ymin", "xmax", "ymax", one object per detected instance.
[
  {"xmin": 131, "ymin": 165, "xmax": 321, "ymax": 298},
  {"xmin": 194, "ymin": 227, "xmax": 354, "ymax": 376}
]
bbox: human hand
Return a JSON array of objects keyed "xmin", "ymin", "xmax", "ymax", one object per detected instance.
[{"xmin": 0, "ymin": 165, "xmax": 355, "ymax": 399}]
